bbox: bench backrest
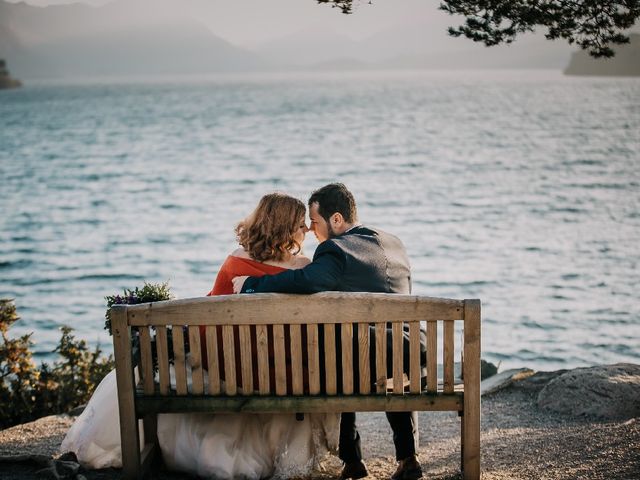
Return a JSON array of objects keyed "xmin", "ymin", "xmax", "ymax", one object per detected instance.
[{"xmin": 111, "ymin": 292, "xmax": 480, "ymax": 402}]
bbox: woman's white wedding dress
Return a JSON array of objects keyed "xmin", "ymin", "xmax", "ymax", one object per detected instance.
[{"xmin": 61, "ymin": 369, "xmax": 339, "ymax": 479}]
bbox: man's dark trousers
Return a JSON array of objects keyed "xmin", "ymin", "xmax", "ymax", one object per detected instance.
[{"xmin": 332, "ymin": 324, "xmax": 426, "ymax": 462}]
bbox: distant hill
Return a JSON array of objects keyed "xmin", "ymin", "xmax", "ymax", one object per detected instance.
[
  {"xmin": 564, "ymin": 34, "xmax": 640, "ymax": 76},
  {"xmin": 256, "ymin": 22, "xmax": 573, "ymax": 71},
  {"xmin": 255, "ymin": 25, "xmax": 361, "ymax": 67},
  {"xmin": 0, "ymin": 0, "xmax": 268, "ymax": 79},
  {"xmin": 360, "ymin": 24, "xmax": 573, "ymax": 69},
  {"xmin": 0, "ymin": 0, "xmax": 579, "ymax": 79}
]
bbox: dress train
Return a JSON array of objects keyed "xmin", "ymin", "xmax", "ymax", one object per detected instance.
[{"xmin": 61, "ymin": 369, "xmax": 338, "ymax": 479}]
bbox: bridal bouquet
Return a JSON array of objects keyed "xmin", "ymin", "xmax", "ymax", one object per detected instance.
[{"xmin": 104, "ymin": 281, "xmax": 173, "ymax": 335}]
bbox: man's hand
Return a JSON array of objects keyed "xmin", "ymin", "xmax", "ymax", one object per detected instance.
[{"xmin": 232, "ymin": 276, "xmax": 249, "ymax": 293}]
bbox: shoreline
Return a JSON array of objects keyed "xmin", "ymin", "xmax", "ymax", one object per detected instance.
[{"xmin": 1, "ymin": 364, "xmax": 638, "ymax": 479}]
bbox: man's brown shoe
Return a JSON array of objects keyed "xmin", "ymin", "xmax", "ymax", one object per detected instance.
[
  {"xmin": 340, "ymin": 460, "xmax": 369, "ymax": 479},
  {"xmin": 390, "ymin": 455, "xmax": 423, "ymax": 480}
]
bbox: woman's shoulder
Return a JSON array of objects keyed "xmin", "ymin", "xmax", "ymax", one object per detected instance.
[{"xmin": 230, "ymin": 248, "xmax": 251, "ymax": 259}]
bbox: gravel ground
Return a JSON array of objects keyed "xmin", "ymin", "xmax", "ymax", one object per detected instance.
[{"xmin": 1, "ymin": 374, "xmax": 639, "ymax": 480}]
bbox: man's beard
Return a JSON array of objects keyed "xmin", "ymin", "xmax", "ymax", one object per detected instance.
[{"xmin": 327, "ymin": 224, "xmax": 339, "ymax": 239}]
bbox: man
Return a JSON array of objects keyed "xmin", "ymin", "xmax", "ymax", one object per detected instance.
[{"xmin": 232, "ymin": 183, "xmax": 423, "ymax": 480}]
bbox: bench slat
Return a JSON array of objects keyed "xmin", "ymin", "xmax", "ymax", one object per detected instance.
[
  {"xmin": 324, "ymin": 324, "xmax": 337, "ymax": 395},
  {"xmin": 126, "ymin": 293, "xmax": 465, "ymax": 326},
  {"xmin": 290, "ymin": 325, "xmax": 303, "ymax": 395},
  {"xmin": 427, "ymin": 321, "xmax": 437, "ymax": 393},
  {"xmin": 223, "ymin": 325, "xmax": 237, "ymax": 396},
  {"xmin": 139, "ymin": 327, "xmax": 155, "ymax": 395},
  {"xmin": 135, "ymin": 392, "xmax": 464, "ymax": 415},
  {"xmin": 358, "ymin": 323, "xmax": 370, "ymax": 394},
  {"xmin": 375, "ymin": 322, "xmax": 387, "ymax": 393},
  {"xmin": 341, "ymin": 323, "xmax": 354, "ymax": 395},
  {"xmin": 274, "ymin": 325, "xmax": 286, "ymax": 396},
  {"xmin": 392, "ymin": 322, "xmax": 404, "ymax": 394},
  {"xmin": 256, "ymin": 325, "xmax": 270, "ymax": 395},
  {"xmin": 172, "ymin": 326, "xmax": 188, "ymax": 396},
  {"xmin": 444, "ymin": 320, "xmax": 454, "ymax": 394},
  {"xmin": 205, "ymin": 326, "xmax": 221, "ymax": 395},
  {"xmin": 188, "ymin": 326, "xmax": 204, "ymax": 395},
  {"xmin": 307, "ymin": 324, "xmax": 320, "ymax": 395},
  {"xmin": 409, "ymin": 321, "xmax": 421, "ymax": 394},
  {"xmin": 239, "ymin": 325, "xmax": 253, "ymax": 394},
  {"xmin": 156, "ymin": 326, "xmax": 171, "ymax": 395}
]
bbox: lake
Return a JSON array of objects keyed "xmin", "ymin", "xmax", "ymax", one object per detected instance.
[{"xmin": 1, "ymin": 69, "xmax": 638, "ymax": 371}]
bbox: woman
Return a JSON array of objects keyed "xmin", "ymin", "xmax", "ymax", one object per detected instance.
[{"xmin": 61, "ymin": 193, "xmax": 338, "ymax": 479}]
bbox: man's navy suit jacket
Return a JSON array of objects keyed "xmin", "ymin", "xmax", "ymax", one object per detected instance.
[
  {"xmin": 241, "ymin": 225, "xmax": 411, "ymax": 295},
  {"xmin": 240, "ymin": 225, "xmax": 422, "ymax": 391}
]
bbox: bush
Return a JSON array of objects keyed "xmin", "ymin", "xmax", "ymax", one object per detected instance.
[
  {"xmin": 104, "ymin": 281, "xmax": 173, "ymax": 335},
  {"xmin": 0, "ymin": 299, "xmax": 40, "ymax": 428},
  {"xmin": 1, "ymin": 282, "xmax": 174, "ymax": 429},
  {"xmin": 0, "ymin": 298, "xmax": 114, "ymax": 429}
]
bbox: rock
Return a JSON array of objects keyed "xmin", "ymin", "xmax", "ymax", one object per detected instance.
[
  {"xmin": 513, "ymin": 369, "xmax": 568, "ymax": 393},
  {"xmin": 537, "ymin": 363, "xmax": 640, "ymax": 420},
  {"xmin": 57, "ymin": 452, "xmax": 78, "ymax": 463},
  {"xmin": 66, "ymin": 404, "xmax": 86, "ymax": 417},
  {"xmin": 54, "ymin": 459, "xmax": 80, "ymax": 476},
  {"xmin": 0, "ymin": 454, "xmax": 52, "ymax": 465},
  {"xmin": 0, "ymin": 59, "xmax": 22, "ymax": 89},
  {"xmin": 480, "ymin": 368, "xmax": 535, "ymax": 396},
  {"xmin": 35, "ymin": 465, "xmax": 60, "ymax": 479},
  {"xmin": 480, "ymin": 359, "xmax": 498, "ymax": 380}
]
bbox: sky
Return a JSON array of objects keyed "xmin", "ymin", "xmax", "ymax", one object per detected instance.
[{"xmin": 9, "ymin": 0, "xmax": 459, "ymax": 48}]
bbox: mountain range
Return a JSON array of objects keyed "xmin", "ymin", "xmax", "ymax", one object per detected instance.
[{"xmin": 0, "ymin": 0, "xmax": 579, "ymax": 79}]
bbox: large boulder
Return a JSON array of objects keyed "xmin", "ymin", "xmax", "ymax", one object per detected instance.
[{"xmin": 537, "ymin": 363, "xmax": 640, "ymax": 420}]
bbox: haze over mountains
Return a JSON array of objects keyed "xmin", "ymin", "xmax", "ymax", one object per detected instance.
[{"xmin": 1, "ymin": 0, "xmax": 577, "ymax": 79}]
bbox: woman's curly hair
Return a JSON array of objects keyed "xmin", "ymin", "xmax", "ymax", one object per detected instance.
[{"xmin": 236, "ymin": 193, "xmax": 306, "ymax": 262}]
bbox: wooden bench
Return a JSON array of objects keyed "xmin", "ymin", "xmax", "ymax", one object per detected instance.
[{"xmin": 111, "ymin": 292, "xmax": 481, "ymax": 479}]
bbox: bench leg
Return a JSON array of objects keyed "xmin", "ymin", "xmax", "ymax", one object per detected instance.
[
  {"xmin": 462, "ymin": 300, "xmax": 481, "ymax": 480},
  {"xmin": 459, "ymin": 411, "xmax": 464, "ymax": 474},
  {"xmin": 140, "ymin": 414, "xmax": 159, "ymax": 477},
  {"xmin": 113, "ymin": 311, "xmax": 142, "ymax": 479},
  {"xmin": 462, "ymin": 406, "xmax": 480, "ymax": 480},
  {"xmin": 120, "ymin": 416, "xmax": 142, "ymax": 480}
]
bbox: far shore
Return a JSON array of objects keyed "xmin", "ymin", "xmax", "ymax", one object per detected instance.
[{"xmin": 1, "ymin": 364, "xmax": 638, "ymax": 480}]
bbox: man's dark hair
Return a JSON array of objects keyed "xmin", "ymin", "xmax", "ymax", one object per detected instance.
[{"xmin": 308, "ymin": 183, "xmax": 358, "ymax": 224}]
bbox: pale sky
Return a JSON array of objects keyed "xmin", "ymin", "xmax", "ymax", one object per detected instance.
[{"xmin": 11, "ymin": 0, "xmax": 456, "ymax": 47}]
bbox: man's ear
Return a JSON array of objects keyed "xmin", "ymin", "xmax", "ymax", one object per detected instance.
[{"xmin": 331, "ymin": 213, "xmax": 344, "ymax": 227}]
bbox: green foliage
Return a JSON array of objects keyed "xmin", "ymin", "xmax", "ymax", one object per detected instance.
[
  {"xmin": 440, "ymin": 0, "xmax": 640, "ymax": 58},
  {"xmin": 0, "ymin": 299, "xmax": 114, "ymax": 429},
  {"xmin": 317, "ymin": 0, "xmax": 355, "ymax": 14},
  {"xmin": 317, "ymin": 0, "xmax": 640, "ymax": 57},
  {"xmin": 42, "ymin": 326, "xmax": 114, "ymax": 415},
  {"xmin": 104, "ymin": 281, "xmax": 173, "ymax": 335},
  {"xmin": 0, "ymin": 299, "xmax": 39, "ymax": 428}
]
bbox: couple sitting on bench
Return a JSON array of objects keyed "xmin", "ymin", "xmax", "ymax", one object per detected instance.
[{"xmin": 63, "ymin": 183, "xmax": 427, "ymax": 480}]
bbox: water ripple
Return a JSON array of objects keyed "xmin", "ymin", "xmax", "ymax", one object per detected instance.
[{"xmin": 1, "ymin": 70, "xmax": 639, "ymax": 368}]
